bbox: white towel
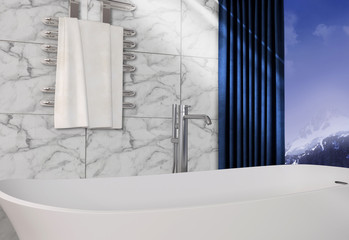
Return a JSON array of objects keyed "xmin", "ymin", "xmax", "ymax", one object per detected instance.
[
  {"xmin": 111, "ymin": 25, "xmax": 124, "ymax": 129},
  {"xmin": 55, "ymin": 18, "xmax": 124, "ymax": 129},
  {"xmin": 55, "ymin": 17, "xmax": 88, "ymax": 128},
  {"xmin": 79, "ymin": 20, "xmax": 113, "ymax": 128}
]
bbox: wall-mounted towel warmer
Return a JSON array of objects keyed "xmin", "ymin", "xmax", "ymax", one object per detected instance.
[{"xmin": 40, "ymin": 0, "xmax": 137, "ymax": 110}]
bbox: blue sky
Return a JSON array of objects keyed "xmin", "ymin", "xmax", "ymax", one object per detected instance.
[{"xmin": 285, "ymin": 0, "xmax": 349, "ymax": 144}]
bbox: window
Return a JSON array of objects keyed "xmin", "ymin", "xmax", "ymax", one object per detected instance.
[{"xmin": 285, "ymin": 0, "xmax": 349, "ymax": 167}]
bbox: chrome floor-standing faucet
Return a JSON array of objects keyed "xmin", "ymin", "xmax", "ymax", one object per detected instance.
[{"xmin": 171, "ymin": 104, "xmax": 212, "ymax": 173}]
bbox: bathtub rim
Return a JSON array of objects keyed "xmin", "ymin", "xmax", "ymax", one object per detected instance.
[
  {"xmin": 0, "ymin": 182, "xmax": 347, "ymax": 215},
  {"xmin": 0, "ymin": 164, "xmax": 348, "ymax": 214}
]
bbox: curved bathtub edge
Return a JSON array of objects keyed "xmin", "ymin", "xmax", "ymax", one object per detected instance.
[{"xmin": 0, "ymin": 180, "xmax": 348, "ymax": 215}]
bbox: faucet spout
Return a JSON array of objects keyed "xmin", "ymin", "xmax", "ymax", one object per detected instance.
[{"xmin": 183, "ymin": 114, "xmax": 212, "ymax": 125}]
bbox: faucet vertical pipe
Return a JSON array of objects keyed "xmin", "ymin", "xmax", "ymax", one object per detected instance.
[
  {"xmin": 178, "ymin": 105, "xmax": 189, "ymax": 172},
  {"xmin": 171, "ymin": 104, "xmax": 179, "ymax": 173}
]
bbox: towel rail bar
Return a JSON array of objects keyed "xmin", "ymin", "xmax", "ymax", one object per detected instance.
[
  {"xmin": 40, "ymin": 100, "xmax": 136, "ymax": 109},
  {"xmin": 41, "ymin": 59, "xmax": 136, "ymax": 72},
  {"xmin": 100, "ymin": 0, "xmax": 136, "ymax": 12},
  {"xmin": 41, "ymin": 44, "xmax": 58, "ymax": 53},
  {"xmin": 41, "ymin": 45, "xmax": 136, "ymax": 61},
  {"xmin": 41, "ymin": 87, "xmax": 136, "ymax": 97},
  {"xmin": 42, "ymin": 17, "xmax": 59, "ymax": 27},
  {"xmin": 42, "ymin": 17, "xmax": 136, "ymax": 37},
  {"xmin": 40, "ymin": 31, "xmax": 137, "ymax": 49},
  {"xmin": 123, "ymin": 40, "xmax": 136, "ymax": 49},
  {"xmin": 40, "ymin": 31, "xmax": 59, "ymax": 40},
  {"xmin": 123, "ymin": 52, "xmax": 136, "ymax": 61}
]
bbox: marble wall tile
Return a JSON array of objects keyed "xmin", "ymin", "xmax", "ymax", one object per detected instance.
[
  {"xmin": 0, "ymin": 0, "xmax": 68, "ymax": 43},
  {"xmin": 0, "ymin": 209, "xmax": 18, "ymax": 240},
  {"xmin": 86, "ymin": 0, "xmax": 100, "ymax": 22},
  {"xmin": 0, "ymin": 41, "xmax": 56, "ymax": 114},
  {"xmin": 86, "ymin": 118, "xmax": 173, "ymax": 178},
  {"xmin": 182, "ymin": 0, "xmax": 218, "ymax": 58},
  {"xmin": 188, "ymin": 119, "xmax": 218, "ymax": 172},
  {"xmin": 0, "ymin": 114, "xmax": 85, "ymax": 179},
  {"xmin": 87, "ymin": 0, "xmax": 181, "ymax": 55},
  {"xmin": 124, "ymin": 53, "xmax": 180, "ymax": 118},
  {"xmin": 181, "ymin": 56, "xmax": 218, "ymax": 120}
]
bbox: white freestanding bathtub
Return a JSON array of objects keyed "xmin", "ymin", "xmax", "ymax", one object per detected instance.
[{"xmin": 0, "ymin": 165, "xmax": 349, "ymax": 240}]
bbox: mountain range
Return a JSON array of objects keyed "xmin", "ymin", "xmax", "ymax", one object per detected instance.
[{"xmin": 286, "ymin": 111, "xmax": 349, "ymax": 167}]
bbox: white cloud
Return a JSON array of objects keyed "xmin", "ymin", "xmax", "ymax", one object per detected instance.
[
  {"xmin": 284, "ymin": 13, "xmax": 298, "ymax": 78},
  {"xmin": 313, "ymin": 24, "xmax": 336, "ymax": 42},
  {"xmin": 285, "ymin": 12, "xmax": 299, "ymax": 47}
]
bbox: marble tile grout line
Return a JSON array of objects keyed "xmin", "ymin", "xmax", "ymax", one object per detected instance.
[
  {"xmin": 0, "ymin": 112, "xmax": 218, "ymax": 121},
  {"xmin": 181, "ymin": 54, "xmax": 219, "ymax": 60},
  {"xmin": 124, "ymin": 116, "xmax": 173, "ymax": 120},
  {"xmin": 84, "ymin": 128, "xmax": 88, "ymax": 178},
  {"xmin": 127, "ymin": 49, "xmax": 180, "ymax": 57},
  {"xmin": 180, "ymin": 0, "xmax": 183, "ymax": 105},
  {"xmin": 121, "ymin": 49, "xmax": 220, "ymax": 60},
  {"xmin": 0, "ymin": 43, "xmax": 218, "ymax": 61},
  {"xmin": 0, "ymin": 112, "xmax": 176, "ymax": 120},
  {"xmin": 0, "ymin": 39, "xmax": 46, "ymax": 45},
  {"xmin": 83, "ymin": 0, "xmax": 88, "ymax": 179},
  {"xmin": 0, "ymin": 112, "xmax": 55, "ymax": 116}
]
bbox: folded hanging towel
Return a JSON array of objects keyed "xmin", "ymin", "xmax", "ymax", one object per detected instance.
[
  {"xmin": 79, "ymin": 20, "xmax": 113, "ymax": 128},
  {"xmin": 55, "ymin": 17, "xmax": 89, "ymax": 128},
  {"xmin": 55, "ymin": 18, "xmax": 124, "ymax": 129},
  {"xmin": 111, "ymin": 25, "xmax": 124, "ymax": 129}
]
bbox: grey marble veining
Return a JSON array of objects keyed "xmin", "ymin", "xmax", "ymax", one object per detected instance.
[
  {"xmin": 87, "ymin": 0, "xmax": 100, "ymax": 22},
  {"xmin": 124, "ymin": 52, "xmax": 180, "ymax": 118},
  {"xmin": 188, "ymin": 119, "xmax": 218, "ymax": 172},
  {"xmin": 181, "ymin": 56, "xmax": 218, "ymax": 120},
  {"xmin": 0, "ymin": 114, "xmax": 85, "ymax": 179},
  {"xmin": 0, "ymin": 0, "xmax": 68, "ymax": 43},
  {"xmin": 87, "ymin": 0, "xmax": 181, "ymax": 55},
  {"xmin": 86, "ymin": 117, "xmax": 173, "ymax": 178},
  {"xmin": 182, "ymin": 0, "xmax": 218, "ymax": 58},
  {"xmin": 0, "ymin": 41, "xmax": 56, "ymax": 114},
  {"xmin": 0, "ymin": 0, "xmax": 219, "ymax": 239}
]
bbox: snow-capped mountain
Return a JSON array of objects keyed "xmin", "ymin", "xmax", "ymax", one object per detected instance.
[{"xmin": 286, "ymin": 111, "xmax": 349, "ymax": 167}]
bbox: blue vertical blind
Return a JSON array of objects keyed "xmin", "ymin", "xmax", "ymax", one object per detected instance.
[{"xmin": 218, "ymin": 0, "xmax": 285, "ymax": 168}]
